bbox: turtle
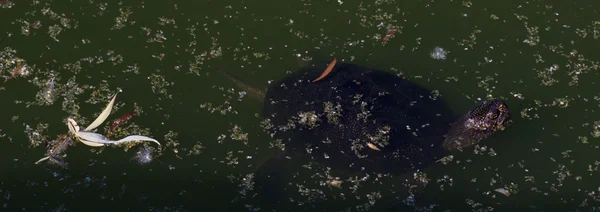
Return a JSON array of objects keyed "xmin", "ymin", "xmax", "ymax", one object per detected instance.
[{"xmin": 222, "ymin": 60, "xmax": 510, "ymax": 207}]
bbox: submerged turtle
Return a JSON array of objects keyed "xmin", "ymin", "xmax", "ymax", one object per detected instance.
[{"xmin": 223, "ymin": 60, "xmax": 510, "ymax": 204}]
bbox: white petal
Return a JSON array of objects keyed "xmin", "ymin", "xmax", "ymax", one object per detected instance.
[
  {"xmin": 67, "ymin": 118, "xmax": 80, "ymax": 133},
  {"xmin": 76, "ymin": 131, "xmax": 160, "ymax": 146},
  {"xmin": 75, "ymin": 131, "xmax": 111, "ymax": 143},
  {"xmin": 117, "ymin": 135, "xmax": 161, "ymax": 146},
  {"xmin": 35, "ymin": 156, "xmax": 50, "ymax": 164},
  {"xmin": 84, "ymin": 93, "xmax": 118, "ymax": 131},
  {"xmin": 366, "ymin": 142, "xmax": 381, "ymax": 151},
  {"xmin": 494, "ymin": 188, "xmax": 510, "ymax": 197},
  {"xmin": 80, "ymin": 139, "xmax": 105, "ymax": 147}
]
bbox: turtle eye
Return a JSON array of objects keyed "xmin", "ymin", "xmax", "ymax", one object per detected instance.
[
  {"xmin": 488, "ymin": 110, "xmax": 499, "ymax": 119},
  {"xmin": 498, "ymin": 104, "xmax": 507, "ymax": 112}
]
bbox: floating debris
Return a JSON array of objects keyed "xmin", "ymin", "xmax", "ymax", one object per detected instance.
[
  {"xmin": 328, "ymin": 179, "xmax": 343, "ymax": 188},
  {"xmin": 105, "ymin": 110, "xmax": 136, "ymax": 138},
  {"xmin": 67, "ymin": 93, "xmax": 160, "ymax": 147},
  {"xmin": 381, "ymin": 25, "xmax": 399, "ymax": 46},
  {"xmin": 111, "ymin": 7, "xmax": 133, "ymax": 30},
  {"xmin": 40, "ymin": 74, "xmax": 58, "ymax": 105},
  {"xmin": 297, "ymin": 111, "xmax": 320, "ymax": 129},
  {"xmin": 132, "ymin": 145, "xmax": 156, "ymax": 165},
  {"xmin": 24, "ymin": 123, "xmax": 49, "ymax": 147},
  {"xmin": 148, "ymin": 74, "xmax": 174, "ymax": 99},
  {"xmin": 537, "ymin": 64, "xmax": 560, "ymax": 86},
  {"xmin": 366, "ymin": 142, "xmax": 381, "ymax": 151},
  {"xmin": 430, "ymin": 46, "xmax": 447, "ymax": 60},
  {"xmin": 312, "ymin": 58, "xmax": 337, "ymax": 83},
  {"xmin": 35, "ymin": 93, "xmax": 160, "ymax": 166},
  {"xmin": 34, "ymin": 134, "xmax": 72, "ymax": 168},
  {"xmin": 592, "ymin": 121, "xmax": 600, "ymax": 138},
  {"xmin": 229, "ymin": 125, "xmax": 248, "ymax": 144},
  {"xmin": 494, "ymin": 188, "xmax": 510, "ymax": 197},
  {"xmin": 1, "ymin": 48, "xmax": 32, "ymax": 80},
  {"xmin": 47, "ymin": 24, "xmax": 62, "ymax": 42},
  {"xmin": 187, "ymin": 143, "xmax": 205, "ymax": 156}
]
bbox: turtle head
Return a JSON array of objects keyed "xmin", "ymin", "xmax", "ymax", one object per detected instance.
[
  {"xmin": 464, "ymin": 99, "xmax": 510, "ymax": 131},
  {"xmin": 443, "ymin": 99, "xmax": 510, "ymax": 151}
]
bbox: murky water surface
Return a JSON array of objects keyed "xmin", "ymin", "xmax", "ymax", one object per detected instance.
[{"xmin": 1, "ymin": 0, "xmax": 600, "ymax": 211}]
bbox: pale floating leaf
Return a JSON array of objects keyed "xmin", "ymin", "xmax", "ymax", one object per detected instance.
[
  {"xmin": 76, "ymin": 131, "xmax": 160, "ymax": 146},
  {"xmin": 494, "ymin": 188, "xmax": 510, "ymax": 197},
  {"xmin": 366, "ymin": 142, "xmax": 381, "ymax": 151},
  {"xmin": 35, "ymin": 156, "xmax": 50, "ymax": 164},
  {"xmin": 80, "ymin": 139, "xmax": 105, "ymax": 147},
  {"xmin": 75, "ymin": 131, "xmax": 110, "ymax": 143},
  {"xmin": 117, "ymin": 135, "xmax": 161, "ymax": 146},
  {"xmin": 67, "ymin": 118, "xmax": 80, "ymax": 133},
  {"xmin": 84, "ymin": 93, "xmax": 118, "ymax": 131}
]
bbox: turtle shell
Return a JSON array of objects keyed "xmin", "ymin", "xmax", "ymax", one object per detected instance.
[{"xmin": 262, "ymin": 63, "xmax": 457, "ymax": 174}]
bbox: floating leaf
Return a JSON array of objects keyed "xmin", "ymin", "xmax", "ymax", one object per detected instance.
[
  {"xmin": 116, "ymin": 135, "xmax": 161, "ymax": 146},
  {"xmin": 75, "ymin": 131, "xmax": 160, "ymax": 147},
  {"xmin": 34, "ymin": 156, "xmax": 50, "ymax": 164},
  {"xmin": 494, "ymin": 188, "xmax": 510, "ymax": 197},
  {"xmin": 366, "ymin": 142, "xmax": 381, "ymax": 151},
  {"xmin": 84, "ymin": 93, "xmax": 117, "ymax": 131},
  {"xmin": 312, "ymin": 58, "xmax": 337, "ymax": 83},
  {"xmin": 80, "ymin": 139, "xmax": 105, "ymax": 147},
  {"xmin": 75, "ymin": 131, "xmax": 109, "ymax": 143},
  {"xmin": 36, "ymin": 91, "xmax": 160, "ymax": 167},
  {"xmin": 67, "ymin": 118, "xmax": 79, "ymax": 133}
]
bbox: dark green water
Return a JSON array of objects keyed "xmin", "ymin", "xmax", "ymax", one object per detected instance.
[{"xmin": 1, "ymin": 0, "xmax": 600, "ymax": 211}]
